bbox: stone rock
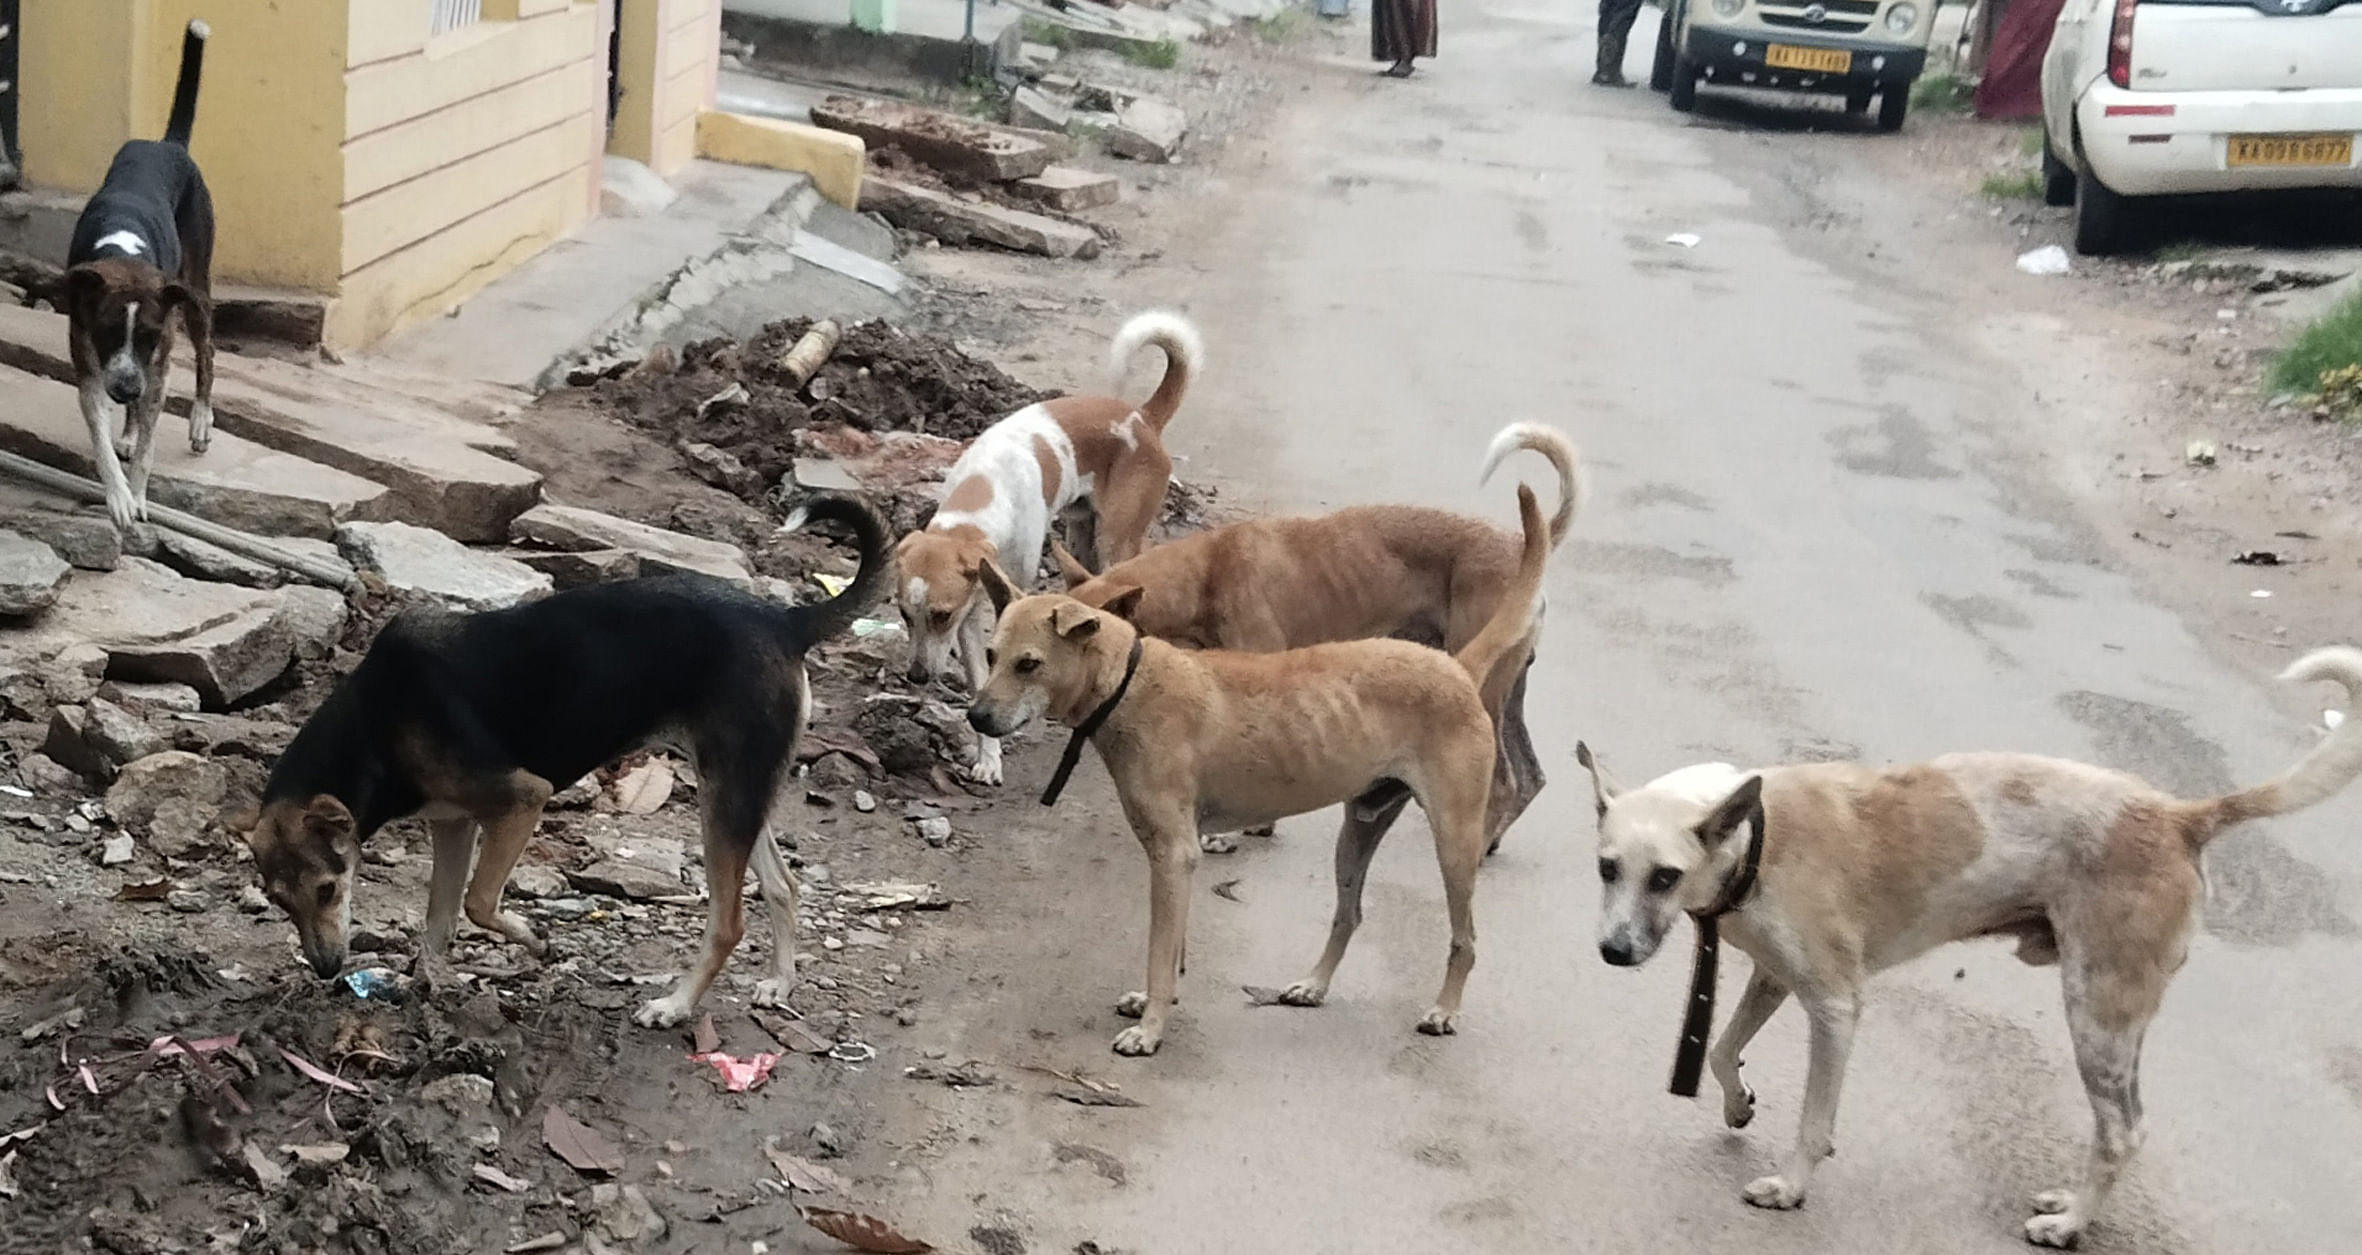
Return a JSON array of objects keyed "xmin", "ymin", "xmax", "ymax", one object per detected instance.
[
  {"xmin": 162, "ymin": 713, "xmax": 295, "ymax": 761},
  {"xmin": 512, "ymin": 548, "xmax": 641, "ymax": 590},
  {"xmin": 334, "ymin": 522, "xmax": 551, "ymax": 612},
  {"xmin": 589, "ymin": 1182, "xmax": 668, "ymax": 1248},
  {"xmin": 851, "ymin": 701, "xmax": 937, "ymax": 776},
  {"xmin": 509, "ymin": 862, "xmax": 570, "ymax": 899},
  {"xmin": 914, "ymin": 816, "xmax": 951, "ymax": 847},
  {"xmin": 0, "ymin": 506, "xmax": 120, "ymax": 571},
  {"xmin": 275, "ymin": 585, "xmax": 351, "ymax": 659},
  {"xmin": 1012, "ymin": 166, "xmax": 1121, "ymax": 213},
  {"xmin": 1108, "ymin": 97, "xmax": 1187, "ymax": 163},
  {"xmin": 97, "ymin": 680, "xmax": 204, "ymax": 715},
  {"xmin": 167, "ymin": 889, "xmax": 207, "ymax": 914},
  {"xmin": 43, "ymin": 707, "xmax": 110, "ymax": 782},
  {"xmin": 141, "ymin": 529, "xmax": 283, "ymax": 588},
  {"xmin": 83, "ymin": 697, "xmax": 166, "ymax": 766},
  {"xmin": 1009, "ymin": 85, "xmax": 1073, "ymax": 134},
  {"xmin": 17, "ymin": 752, "xmax": 83, "ymax": 797},
  {"xmin": 806, "ymin": 752, "xmax": 868, "ymax": 793},
  {"xmin": 570, "ymin": 836, "xmax": 689, "ymax": 900},
  {"xmin": 858, "ymin": 177, "xmax": 1102, "ymax": 260},
  {"xmin": 0, "ymin": 559, "xmax": 303, "ymax": 708},
  {"xmin": 421, "ymin": 1073, "xmax": 495, "ymax": 1116},
  {"xmin": 108, "ymin": 605, "xmax": 299, "ymax": 710},
  {"xmin": 508, "ymin": 504, "xmax": 751, "ymax": 589},
  {"xmin": 39, "ymin": 643, "xmax": 109, "ymax": 705},
  {"xmin": 0, "ymin": 529, "xmax": 69, "ymax": 616},
  {"xmin": 788, "ymin": 457, "xmax": 862, "ymax": 494},
  {"xmin": 853, "ymin": 789, "xmax": 876, "ymax": 813},
  {"xmin": 106, "ymin": 752, "xmax": 231, "ymax": 859},
  {"xmin": 810, "ymin": 95, "xmax": 1055, "ymax": 182},
  {"xmin": 101, "ymin": 834, "xmax": 135, "ymax": 865},
  {"xmin": 677, "ymin": 441, "xmax": 762, "ymax": 498}
]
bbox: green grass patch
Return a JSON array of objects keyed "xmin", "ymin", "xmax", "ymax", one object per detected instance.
[
  {"xmin": 1980, "ymin": 171, "xmax": 2043, "ymax": 200},
  {"xmin": 1022, "ymin": 19, "xmax": 1074, "ymax": 49},
  {"xmin": 2271, "ymin": 290, "xmax": 2362, "ymax": 405},
  {"xmin": 2153, "ymin": 240, "xmax": 2210, "ymax": 264},
  {"xmin": 1248, "ymin": 8, "xmax": 1309, "ymax": 41},
  {"xmin": 2018, "ymin": 128, "xmax": 2045, "ymax": 158},
  {"xmin": 1122, "ymin": 37, "xmax": 1182, "ymax": 69},
  {"xmin": 1910, "ymin": 72, "xmax": 1973, "ymax": 113}
]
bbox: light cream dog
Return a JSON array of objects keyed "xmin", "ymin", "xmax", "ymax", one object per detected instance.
[
  {"xmin": 967, "ymin": 482, "xmax": 1550, "ymax": 1056},
  {"xmin": 894, "ymin": 310, "xmax": 1201, "ymax": 786},
  {"xmin": 1577, "ymin": 647, "xmax": 2362, "ymax": 1249}
]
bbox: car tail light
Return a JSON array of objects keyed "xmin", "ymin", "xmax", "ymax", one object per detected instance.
[{"xmin": 2107, "ymin": 0, "xmax": 2135, "ymax": 89}]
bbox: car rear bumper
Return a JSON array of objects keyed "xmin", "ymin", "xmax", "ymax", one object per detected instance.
[
  {"xmin": 2078, "ymin": 82, "xmax": 2362, "ymax": 196},
  {"xmin": 1682, "ymin": 26, "xmax": 1926, "ymax": 91}
]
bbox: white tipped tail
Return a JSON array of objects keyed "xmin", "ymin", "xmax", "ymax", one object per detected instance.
[
  {"xmin": 2205, "ymin": 646, "xmax": 2362, "ymax": 833},
  {"xmin": 1107, "ymin": 310, "xmax": 1202, "ymax": 432},
  {"xmin": 1479, "ymin": 421, "xmax": 1585, "ymax": 548},
  {"xmin": 777, "ymin": 505, "xmax": 812, "ymax": 534}
]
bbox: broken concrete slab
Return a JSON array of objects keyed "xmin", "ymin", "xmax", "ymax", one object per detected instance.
[
  {"xmin": 0, "ymin": 487, "xmax": 121, "ymax": 570},
  {"xmin": 82, "ymin": 696, "xmax": 168, "ymax": 767},
  {"xmin": 0, "ymin": 364, "xmax": 389, "ymax": 539},
  {"xmin": 0, "ymin": 530, "xmax": 70, "ymax": 617},
  {"xmin": 106, "ymin": 750, "xmax": 231, "ymax": 860},
  {"xmin": 0, "ymin": 558, "xmax": 309, "ymax": 709},
  {"xmin": 1012, "ymin": 166, "xmax": 1121, "ymax": 212},
  {"xmin": 1108, "ymin": 97, "xmax": 1188, "ymax": 163},
  {"xmin": 1009, "ymin": 85, "xmax": 1073, "ymax": 134},
  {"xmin": 140, "ymin": 529, "xmax": 285, "ymax": 589},
  {"xmin": 810, "ymin": 96, "xmax": 1056, "ymax": 183},
  {"xmin": 512, "ymin": 547, "xmax": 642, "ymax": 590},
  {"xmin": 509, "ymin": 504, "xmax": 752, "ymax": 589},
  {"xmin": 860, "ymin": 178, "xmax": 1101, "ymax": 260},
  {"xmin": 97, "ymin": 680, "xmax": 203, "ymax": 715},
  {"xmin": 602, "ymin": 156, "xmax": 681, "ymax": 218},
  {"xmin": 275, "ymin": 585, "xmax": 351, "ymax": 660},
  {"xmin": 335, "ymin": 522, "xmax": 553, "ymax": 612},
  {"xmin": 42, "ymin": 707, "xmax": 112, "ymax": 782},
  {"xmin": 570, "ymin": 835, "xmax": 690, "ymax": 900},
  {"xmin": 789, "ymin": 457, "xmax": 863, "ymax": 493}
]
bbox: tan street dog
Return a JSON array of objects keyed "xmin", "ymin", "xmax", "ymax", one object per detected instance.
[
  {"xmin": 894, "ymin": 310, "xmax": 1201, "ymax": 786},
  {"xmin": 968, "ymin": 481, "xmax": 1550, "ymax": 1056},
  {"xmin": 1577, "ymin": 647, "xmax": 2362, "ymax": 1249},
  {"xmin": 1053, "ymin": 422, "xmax": 1581, "ymax": 854}
]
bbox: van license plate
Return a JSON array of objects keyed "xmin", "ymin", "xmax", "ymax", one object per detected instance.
[
  {"xmin": 2227, "ymin": 134, "xmax": 2353, "ymax": 168},
  {"xmin": 1764, "ymin": 44, "xmax": 1852, "ymax": 74}
]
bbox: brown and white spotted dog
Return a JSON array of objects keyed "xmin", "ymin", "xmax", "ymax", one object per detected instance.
[
  {"xmin": 894, "ymin": 310, "xmax": 1201, "ymax": 786},
  {"xmin": 1578, "ymin": 646, "xmax": 2362, "ymax": 1249}
]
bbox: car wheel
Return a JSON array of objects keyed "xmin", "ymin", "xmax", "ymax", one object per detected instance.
[
  {"xmin": 2041, "ymin": 132, "xmax": 2076, "ymax": 207},
  {"xmin": 1875, "ymin": 86, "xmax": 1908, "ymax": 133},
  {"xmin": 1649, "ymin": 13, "xmax": 1676, "ymax": 91},
  {"xmin": 2072, "ymin": 167, "xmax": 2136, "ymax": 255},
  {"xmin": 1669, "ymin": 54, "xmax": 1700, "ymax": 112},
  {"xmin": 1845, "ymin": 85, "xmax": 1874, "ymax": 114}
]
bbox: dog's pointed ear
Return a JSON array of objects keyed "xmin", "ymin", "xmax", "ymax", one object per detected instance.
[
  {"xmin": 1049, "ymin": 601, "xmax": 1103, "ymax": 640},
  {"xmin": 977, "ymin": 559, "xmax": 1018, "ymax": 614},
  {"xmin": 1574, "ymin": 742, "xmax": 1623, "ymax": 819},
  {"xmin": 302, "ymin": 795, "xmax": 356, "ymax": 842},
  {"xmin": 224, "ymin": 801, "xmax": 261, "ymax": 841},
  {"xmin": 64, "ymin": 264, "xmax": 106, "ymax": 313},
  {"xmin": 1694, "ymin": 775, "xmax": 1765, "ymax": 849},
  {"xmin": 1050, "ymin": 540, "xmax": 1093, "ymax": 589},
  {"xmin": 1099, "ymin": 584, "xmax": 1145, "ymax": 623}
]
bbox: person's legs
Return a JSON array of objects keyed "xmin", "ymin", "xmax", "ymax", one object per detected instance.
[{"xmin": 1594, "ymin": 0, "xmax": 1644, "ymax": 85}]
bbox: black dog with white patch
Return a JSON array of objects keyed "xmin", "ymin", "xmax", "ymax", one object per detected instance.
[{"xmin": 64, "ymin": 18, "xmax": 218, "ymax": 533}]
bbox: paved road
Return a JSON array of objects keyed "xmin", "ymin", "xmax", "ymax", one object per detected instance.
[{"xmin": 885, "ymin": 6, "xmax": 2362, "ymax": 1251}]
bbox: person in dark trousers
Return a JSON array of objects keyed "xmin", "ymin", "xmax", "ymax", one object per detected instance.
[
  {"xmin": 1594, "ymin": 0, "xmax": 1644, "ymax": 86},
  {"xmin": 1372, "ymin": 0, "xmax": 1437, "ymax": 77}
]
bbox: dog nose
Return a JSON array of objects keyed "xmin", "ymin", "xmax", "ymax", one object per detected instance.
[
  {"xmin": 966, "ymin": 707, "xmax": 995, "ymax": 734},
  {"xmin": 906, "ymin": 664, "xmax": 932, "ymax": 686},
  {"xmin": 106, "ymin": 379, "xmax": 143, "ymax": 405},
  {"xmin": 1598, "ymin": 937, "xmax": 1641, "ymax": 968},
  {"xmin": 308, "ymin": 951, "xmax": 346, "ymax": 980}
]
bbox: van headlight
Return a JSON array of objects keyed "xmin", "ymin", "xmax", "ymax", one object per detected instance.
[
  {"xmin": 1884, "ymin": 2, "xmax": 1918, "ymax": 31},
  {"xmin": 1712, "ymin": 0, "xmax": 1744, "ymax": 16}
]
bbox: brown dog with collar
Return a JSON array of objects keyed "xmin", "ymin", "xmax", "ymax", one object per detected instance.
[
  {"xmin": 968, "ymin": 479, "xmax": 1550, "ymax": 1056},
  {"xmin": 1052, "ymin": 421, "xmax": 1581, "ymax": 854}
]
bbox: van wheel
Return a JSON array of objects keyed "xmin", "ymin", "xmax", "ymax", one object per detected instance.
[
  {"xmin": 2073, "ymin": 169, "xmax": 2136, "ymax": 255},
  {"xmin": 2041, "ymin": 132, "xmax": 2076, "ymax": 207},
  {"xmin": 1845, "ymin": 86, "xmax": 1873, "ymax": 114},
  {"xmin": 1669, "ymin": 54, "xmax": 1700, "ymax": 112},
  {"xmin": 1649, "ymin": 14, "xmax": 1676, "ymax": 91},
  {"xmin": 1876, "ymin": 87, "xmax": 1908, "ymax": 132}
]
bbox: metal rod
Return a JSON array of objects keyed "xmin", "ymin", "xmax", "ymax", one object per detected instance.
[{"xmin": 0, "ymin": 450, "xmax": 359, "ymax": 592}]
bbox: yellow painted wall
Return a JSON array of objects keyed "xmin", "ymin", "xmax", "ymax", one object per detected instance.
[
  {"xmin": 611, "ymin": 0, "xmax": 717, "ymax": 176},
  {"xmin": 698, "ymin": 111, "xmax": 863, "ymax": 211},
  {"xmin": 19, "ymin": 2, "xmax": 151, "ymax": 193}
]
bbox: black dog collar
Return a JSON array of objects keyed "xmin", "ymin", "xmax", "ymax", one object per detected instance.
[
  {"xmin": 1039, "ymin": 635, "xmax": 1145, "ymax": 807},
  {"xmin": 1669, "ymin": 801, "xmax": 1766, "ymax": 1098}
]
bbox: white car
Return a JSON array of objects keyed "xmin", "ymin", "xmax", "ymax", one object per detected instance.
[{"xmin": 2039, "ymin": 0, "xmax": 2362, "ymax": 255}]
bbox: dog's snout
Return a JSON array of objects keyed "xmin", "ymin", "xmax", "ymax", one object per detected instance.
[
  {"xmin": 1599, "ymin": 936, "xmax": 1641, "ymax": 968},
  {"xmin": 906, "ymin": 663, "xmax": 933, "ymax": 686},
  {"xmin": 306, "ymin": 950, "xmax": 346, "ymax": 980},
  {"xmin": 105, "ymin": 375, "xmax": 144, "ymax": 405},
  {"xmin": 966, "ymin": 705, "xmax": 997, "ymax": 734}
]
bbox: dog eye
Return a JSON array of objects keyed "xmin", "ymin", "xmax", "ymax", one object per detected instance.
[
  {"xmin": 316, "ymin": 884, "xmax": 336, "ymax": 907},
  {"xmin": 1015, "ymin": 657, "xmax": 1041, "ymax": 674},
  {"xmin": 929, "ymin": 610, "xmax": 954, "ymax": 627},
  {"xmin": 1597, "ymin": 859, "xmax": 1620, "ymax": 884},
  {"xmin": 1646, "ymin": 867, "xmax": 1682, "ymax": 894}
]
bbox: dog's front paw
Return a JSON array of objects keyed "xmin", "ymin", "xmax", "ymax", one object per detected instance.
[
  {"xmin": 633, "ymin": 994, "xmax": 695, "ymax": 1028},
  {"xmin": 2023, "ymin": 1213, "xmax": 2085, "ymax": 1249},
  {"xmin": 1415, "ymin": 1008, "xmax": 1458, "ymax": 1036},
  {"xmin": 187, "ymin": 401, "xmax": 213, "ymax": 454},
  {"xmin": 1111, "ymin": 1025, "xmax": 1162, "ymax": 1057},
  {"xmin": 2028, "ymin": 1189, "xmax": 2074, "ymax": 1216},
  {"xmin": 965, "ymin": 756, "xmax": 1004, "ymax": 787},
  {"xmin": 1199, "ymin": 832, "xmax": 1239, "ymax": 855},
  {"xmin": 753, "ymin": 978, "xmax": 793, "ymax": 1009},
  {"xmin": 496, "ymin": 913, "xmax": 548, "ymax": 958},
  {"xmin": 105, "ymin": 486, "xmax": 141, "ymax": 533},
  {"xmin": 1742, "ymin": 1175, "xmax": 1807, "ymax": 1210},
  {"xmin": 413, "ymin": 953, "xmax": 455, "ymax": 993},
  {"xmin": 1277, "ymin": 980, "xmax": 1327, "ymax": 1008},
  {"xmin": 1723, "ymin": 1082, "xmax": 1757, "ymax": 1129}
]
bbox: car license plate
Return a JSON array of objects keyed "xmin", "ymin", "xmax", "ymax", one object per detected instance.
[
  {"xmin": 1764, "ymin": 44, "xmax": 1851, "ymax": 74},
  {"xmin": 2227, "ymin": 134, "xmax": 2353, "ymax": 168}
]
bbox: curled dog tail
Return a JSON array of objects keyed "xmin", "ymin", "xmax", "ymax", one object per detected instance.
[
  {"xmin": 778, "ymin": 493, "xmax": 891, "ymax": 644},
  {"xmin": 1481, "ymin": 422, "xmax": 1584, "ymax": 548},
  {"xmin": 2194, "ymin": 646, "xmax": 2362, "ymax": 841},
  {"xmin": 165, "ymin": 21, "xmax": 210, "ymax": 146},
  {"xmin": 1453, "ymin": 482, "xmax": 1548, "ymax": 712},
  {"xmin": 1108, "ymin": 310, "xmax": 1202, "ymax": 434}
]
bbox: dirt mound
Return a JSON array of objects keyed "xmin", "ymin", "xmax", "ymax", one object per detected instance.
[{"xmin": 585, "ymin": 317, "xmax": 1052, "ymax": 496}]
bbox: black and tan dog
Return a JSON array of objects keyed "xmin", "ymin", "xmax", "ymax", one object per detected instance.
[
  {"xmin": 236, "ymin": 495, "xmax": 887, "ymax": 1028},
  {"xmin": 65, "ymin": 19, "xmax": 219, "ymax": 532}
]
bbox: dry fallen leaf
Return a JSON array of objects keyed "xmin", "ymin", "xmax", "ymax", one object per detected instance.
[
  {"xmin": 1052, "ymin": 1086, "xmax": 1145, "ymax": 1109},
  {"xmin": 754, "ymin": 1011, "xmax": 834, "ymax": 1055},
  {"xmin": 541, "ymin": 1105, "xmax": 624, "ymax": 1175},
  {"xmin": 116, "ymin": 878, "xmax": 174, "ymax": 903},
  {"xmin": 473, "ymin": 1163, "xmax": 531, "ymax": 1194},
  {"xmin": 765, "ymin": 1139, "xmax": 855, "ymax": 1195},
  {"xmin": 614, "ymin": 759, "xmax": 676, "ymax": 815},
  {"xmin": 799, "ymin": 1205, "xmax": 935, "ymax": 1253},
  {"xmin": 1211, "ymin": 879, "xmax": 1243, "ymax": 903}
]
